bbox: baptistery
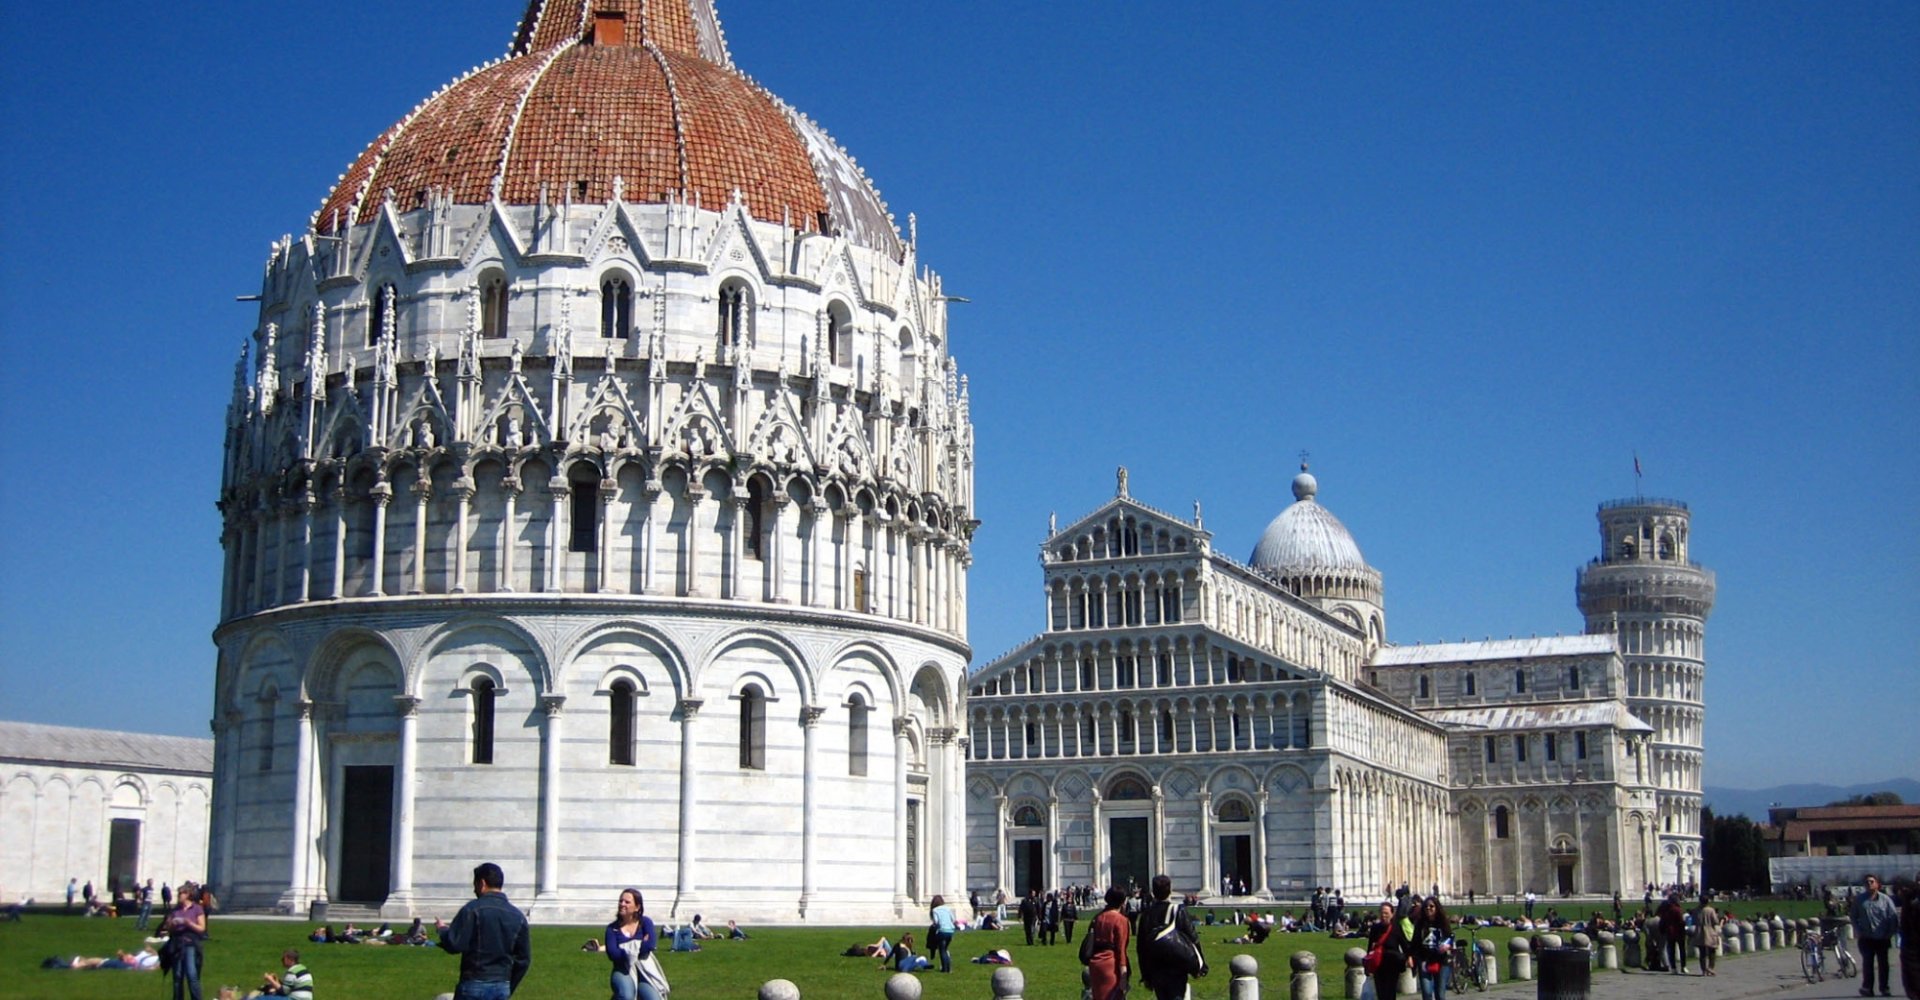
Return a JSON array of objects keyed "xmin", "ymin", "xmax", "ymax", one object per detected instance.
[{"xmin": 210, "ymin": 0, "xmax": 975, "ymax": 922}]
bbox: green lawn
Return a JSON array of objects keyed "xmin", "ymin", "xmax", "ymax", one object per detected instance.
[{"xmin": 0, "ymin": 900, "xmax": 1827, "ymax": 1000}]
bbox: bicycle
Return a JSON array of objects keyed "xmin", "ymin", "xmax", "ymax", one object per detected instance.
[
  {"xmin": 1805, "ymin": 928, "xmax": 1860, "ymax": 983},
  {"xmin": 1803, "ymin": 927, "xmax": 1826, "ymax": 982},
  {"xmin": 1452, "ymin": 931, "xmax": 1487, "ymax": 992},
  {"xmin": 1826, "ymin": 929, "xmax": 1859, "ymax": 979}
]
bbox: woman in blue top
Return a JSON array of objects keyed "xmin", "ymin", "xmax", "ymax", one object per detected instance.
[
  {"xmin": 605, "ymin": 888, "xmax": 662, "ymax": 1000},
  {"xmin": 928, "ymin": 894, "xmax": 958, "ymax": 973}
]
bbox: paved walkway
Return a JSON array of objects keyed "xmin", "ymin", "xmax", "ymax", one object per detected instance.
[{"xmin": 1485, "ymin": 946, "xmax": 1904, "ymax": 1000}]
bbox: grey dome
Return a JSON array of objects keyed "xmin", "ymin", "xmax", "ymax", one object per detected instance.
[{"xmin": 1249, "ymin": 470, "xmax": 1370, "ymax": 574}]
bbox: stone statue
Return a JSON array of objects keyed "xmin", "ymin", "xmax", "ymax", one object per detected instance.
[
  {"xmin": 509, "ymin": 337, "xmax": 524, "ymax": 374},
  {"xmin": 1117, "ymin": 465, "xmax": 1129, "ymax": 497}
]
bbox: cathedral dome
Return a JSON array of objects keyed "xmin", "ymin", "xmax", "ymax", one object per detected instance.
[
  {"xmin": 313, "ymin": 0, "xmax": 902, "ymax": 256},
  {"xmin": 1249, "ymin": 466, "xmax": 1371, "ymax": 574}
]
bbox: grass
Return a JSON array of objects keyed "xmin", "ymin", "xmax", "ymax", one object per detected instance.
[{"xmin": 0, "ymin": 899, "xmax": 1832, "ymax": 1000}]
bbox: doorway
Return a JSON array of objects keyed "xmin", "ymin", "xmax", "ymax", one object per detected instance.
[
  {"xmin": 906, "ymin": 799, "xmax": 921, "ymax": 902},
  {"xmin": 1013, "ymin": 838, "xmax": 1044, "ymax": 896},
  {"xmin": 1219, "ymin": 834, "xmax": 1252, "ymax": 894},
  {"xmin": 337, "ymin": 766, "xmax": 393, "ymax": 903},
  {"xmin": 107, "ymin": 819, "xmax": 141, "ymax": 894},
  {"xmin": 1556, "ymin": 862, "xmax": 1575, "ymax": 896},
  {"xmin": 1108, "ymin": 817, "xmax": 1151, "ymax": 890}
]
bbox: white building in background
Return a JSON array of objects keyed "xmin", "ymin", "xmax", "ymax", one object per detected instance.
[
  {"xmin": 0, "ymin": 722, "xmax": 212, "ymax": 900},
  {"xmin": 966, "ymin": 468, "xmax": 1710, "ymax": 899},
  {"xmin": 210, "ymin": 0, "xmax": 974, "ymax": 922}
]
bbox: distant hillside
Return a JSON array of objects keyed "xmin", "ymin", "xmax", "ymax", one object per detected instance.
[{"xmin": 1704, "ymin": 778, "xmax": 1920, "ymax": 821}]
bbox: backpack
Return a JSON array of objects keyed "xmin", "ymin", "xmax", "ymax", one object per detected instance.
[{"xmin": 1144, "ymin": 901, "xmax": 1206, "ymax": 976}]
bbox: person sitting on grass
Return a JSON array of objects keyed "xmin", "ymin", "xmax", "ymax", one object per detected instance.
[
  {"xmin": 245, "ymin": 948, "xmax": 314, "ymax": 999},
  {"xmin": 308, "ymin": 925, "xmax": 332, "ymax": 944},
  {"xmin": 884, "ymin": 933, "xmax": 931, "ymax": 972},
  {"xmin": 969, "ymin": 949, "xmax": 1014, "ymax": 965},
  {"xmin": 404, "ymin": 918, "xmax": 429, "ymax": 946},
  {"xmin": 689, "ymin": 914, "xmax": 715, "ymax": 939},
  {"xmin": 3, "ymin": 897, "xmax": 30, "ymax": 921},
  {"xmin": 725, "ymin": 919, "xmax": 748, "ymax": 940},
  {"xmin": 845, "ymin": 936, "xmax": 891, "ymax": 958}
]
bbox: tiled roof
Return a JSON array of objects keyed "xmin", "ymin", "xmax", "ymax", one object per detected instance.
[
  {"xmin": 0, "ymin": 721, "xmax": 213, "ymax": 775},
  {"xmin": 315, "ymin": 0, "xmax": 900, "ymax": 256},
  {"xmin": 1372, "ymin": 634, "xmax": 1615, "ymax": 667}
]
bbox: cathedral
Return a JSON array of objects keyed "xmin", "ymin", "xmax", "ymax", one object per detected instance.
[
  {"xmin": 965, "ymin": 468, "xmax": 1711, "ymax": 900},
  {"xmin": 209, "ymin": 1, "xmax": 974, "ymax": 921}
]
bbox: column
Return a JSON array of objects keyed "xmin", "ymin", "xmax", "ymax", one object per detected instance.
[
  {"xmin": 331, "ymin": 485, "xmax": 347, "ymax": 597},
  {"xmin": 1197, "ymin": 790, "xmax": 1213, "ymax": 891},
  {"xmin": 675, "ymin": 699, "xmax": 703, "ymax": 915},
  {"xmin": 639, "ymin": 482, "xmax": 662, "ymax": 595},
  {"xmin": 685, "ymin": 486, "xmax": 706, "ymax": 597},
  {"xmin": 280, "ymin": 700, "xmax": 316, "ymax": 911},
  {"xmin": 250, "ymin": 508, "xmax": 268, "ymax": 609},
  {"xmin": 387, "ymin": 696, "xmax": 421, "ymax": 911},
  {"xmin": 274, "ymin": 500, "xmax": 290, "ymax": 604},
  {"xmin": 596, "ymin": 481, "xmax": 613, "ymax": 593},
  {"xmin": 768, "ymin": 495, "xmax": 790, "ymax": 602},
  {"xmin": 946, "ymin": 730, "xmax": 965, "ymax": 895},
  {"xmin": 546, "ymin": 479, "xmax": 566, "ymax": 593},
  {"xmin": 1151, "ymin": 784, "xmax": 1166, "ymax": 876},
  {"xmin": 799, "ymin": 705, "xmax": 824, "ymax": 914},
  {"xmin": 728, "ymin": 496, "xmax": 748, "ymax": 599},
  {"xmin": 1045, "ymin": 794, "xmax": 1061, "ymax": 890},
  {"xmin": 1090, "ymin": 789, "xmax": 1105, "ymax": 886},
  {"xmin": 410, "ymin": 476, "xmax": 430, "ymax": 594},
  {"xmin": 297, "ymin": 491, "xmax": 315, "ymax": 602},
  {"xmin": 501, "ymin": 477, "xmax": 520, "ymax": 592},
  {"xmin": 1254, "ymin": 789, "xmax": 1270, "ymax": 897},
  {"xmin": 893, "ymin": 715, "xmax": 911, "ymax": 910},
  {"xmin": 452, "ymin": 481, "xmax": 473, "ymax": 593},
  {"xmin": 369, "ymin": 483, "xmax": 391, "ymax": 596},
  {"xmin": 538, "ymin": 695, "xmax": 564, "ymax": 902},
  {"xmin": 807, "ymin": 499, "xmax": 828, "ymax": 606},
  {"xmin": 994, "ymin": 794, "xmax": 1010, "ymax": 893}
]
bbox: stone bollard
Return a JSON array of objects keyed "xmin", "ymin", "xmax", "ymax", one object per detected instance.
[
  {"xmin": 1510, "ymin": 936, "xmax": 1533, "ymax": 982},
  {"xmin": 1621, "ymin": 928, "xmax": 1641, "ymax": 969},
  {"xmin": 1597, "ymin": 931, "xmax": 1618, "ymax": 970},
  {"xmin": 1790, "ymin": 919, "xmax": 1805, "ymax": 946},
  {"xmin": 1749, "ymin": 920, "xmax": 1765, "ymax": 952},
  {"xmin": 1725, "ymin": 924, "xmax": 1740, "ymax": 955},
  {"xmin": 883, "ymin": 971, "xmax": 921, "ymax": 1000},
  {"xmin": 1771, "ymin": 916, "xmax": 1786, "ymax": 949},
  {"xmin": 1835, "ymin": 916, "xmax": 1855, "ymax": 948},
  {"xmin": 1234, "ymin": 955, "xmax": 1262, "ymax": 1000},
  {"xmin": 1397, "ymin": 965, "xmax": 1417, "ymax": 998},
  {"xmin": 991, "ymin": 966, "xmax": 1025, "ymax": 1000},
  {"xmin": 1570, "ymin": 932, "xmax": 1592, "ymax": 954},
  {"xmin": 761, "ymin": 980, "xmax": 801, "ymax": 1000},
  {"xmin": 1345, "ymin": 947, "xmax": 1367, "ymax": 1000},
  {"xmin": 1478, "ymin": 938, "xmax": 1500, "ymax": 985},
  {"xmin": 1289, "ymin": 951, "xmax": 1314, "ymax": 1000},
  {"xmin": 1537, "ymin": 932, "xmax": 1564, "ymax": 952}
]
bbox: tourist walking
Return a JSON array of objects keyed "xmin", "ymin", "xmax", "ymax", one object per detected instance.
[
  {"xmin": 435, "ymin": 862, "xmax": 532, "ymax": 999},
  {"xmin": 1019, "ymin": 889, "xmax": 1039, "ymax": 945},
  {"xmin": 604, "ymin": 888, "xmax": 661, "ymax": 1000},
  {"xmin": 137, "ymin": 879, "xmax": 155, "ymax": 929},
  {"xmin": 1368, "ymin": 900, "xmax": 1415, "ymax": 1000},
  {"xmin": 1691, "ymin": 893, "xmax": 1721, "ymax": 977},
  {"xmin": 1062, "ymin": 893, "xmax": 1080, "ymax": 943},
  {"xmin": 1415, "ymin": 897, "xmax": 1455, "ymax": 1000},
  {"xmin": 928, "ymin": 894, "xmax": 957, "ymax": 972},
  {"xmin": 1138, "ymin": 874, "xmax": 1206, "ymax": 1000},
  {"xmin": 1852, "ymin": 874, "xmax": 1898, "ymax": 997},
  {"xmin": 1657, "ymin": 892, "xmax": 1689, "ymax": 974},
  {"xmin": 1083, "ymin": 887, "xmax": 1133, "ymax": 1000}
]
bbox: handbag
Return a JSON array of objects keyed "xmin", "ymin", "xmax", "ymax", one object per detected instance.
[
  {"xmin": 1146, "ymin": 902, "xmax": 1205, "ymax": 976},
  {"xmin": 1079, "ymin": 925, "xmax": 1102, "ymax": 963},
  {"xmin": 1363, "ymin": 938, "xmax": 1385, "ymax": 975},
  {"xmin": 636, "ymin": 952, "xmax": 671, "ymax": 996}
]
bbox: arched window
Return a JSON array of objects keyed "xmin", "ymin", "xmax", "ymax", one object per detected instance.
[
  {"xmin": 470, "ymin": 677, "xmax": 497, "ymax": 764},
  {"xmin": 1515, "ymin": 735, "xmax": 1529, "ymax": 762},
  {"xmin": 1545, "ymin": 732, "xmax": 1558, "ymax": 761},
  {"xmin": 367, "ymin": 283, "xmax": 396, "ymax": 346},
  {"xmin": 481, "ymin": 272, "xmax": 509, "ymax": 338},
  {"xmin": 1567, "ymin": 665, "xmax": 1581, "ymax": 690},
  {"xmin": 1515, "ymin": 669, "xmax": 1528, "ymax": 694},
  {"xmin": 1418, "ymin": 674, "xmax": 1431, "ymax": 699},
  {"xmin": 847, "ymin": 694, "xmax": 869, "ymax": 776},
  {"xmin": 601, "ymin": 275, "xmax": 633, "ymax": 339},
  {"xmin": 569, "ymin": 463, "xmax": 601, "ymax": 552},
  {"xmin": 1217, "ymin": 798, "xmax": 1251, "ymax": 822},
  {"xmin": 1463, "ymin": 672, "xmax": 1477, "ymax": 696},
  {"xmin": 827, "ymin": 302, "xmax": 853, "ymax": 367},
  {"xmin": 1107, "ymin": 776, "xmax": 1150, "ymax": 800},
  {"xmin": 1493, "ymin": 805, "xmax": 1511, "ymax": 839},
  {"xmin": 898, "ymin": 329, "xmax": 917, "ymax": 386},
  {"xmin": 608, "ymin": 678, "xmax": 636, "ymax": 766},
  {"xmin": 738, "ymin": 684, "xmax": 766, "ymax": 770},
  {"xmin": 852, "ymin": 566, "xmax": 867, "ymax": 612},
  {"xmin": 718, "ymin": 280, "xmax": 751, "ymax": 350},
  {"xmin": 1012, "ymin": 804, "xmax": 1043, "ymax": 827}
]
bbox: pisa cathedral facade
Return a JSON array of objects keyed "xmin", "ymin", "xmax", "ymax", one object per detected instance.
[
  {"xmin": 965, "ymin": 470, "xmax": 1712, "ymax": 899},
  {"xmin": 210, "ymin": 0, "xmax": 973, "ymax": 922}
]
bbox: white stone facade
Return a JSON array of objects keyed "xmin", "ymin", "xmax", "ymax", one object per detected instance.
[
  {"xmin": 967, "ymin": 473, "xmax": 1704, "ymax": 901},
  {"xmin": 0, "ymin": 722, "xmax": 213, "ymax": 901},
  {"xmin": 211, "ymin": 6, "xmax": 976, "ymax": 923}
]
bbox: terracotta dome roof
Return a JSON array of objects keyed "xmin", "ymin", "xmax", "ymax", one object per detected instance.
[{"xmin": 314, "ymin": 0, "xmax": 902, "ymax": 256}]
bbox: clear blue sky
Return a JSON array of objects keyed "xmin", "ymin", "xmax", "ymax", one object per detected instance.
[{"xmin": 1, "ymin": 1, "xmax": 1914, "ymax": 796}]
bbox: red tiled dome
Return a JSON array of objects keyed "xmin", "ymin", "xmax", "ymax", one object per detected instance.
[{"xmin": 315, "ymin": 0, "xmax": 901, "ymax": 256}]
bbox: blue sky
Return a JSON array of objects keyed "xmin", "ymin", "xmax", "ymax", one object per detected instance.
[{"xmin": 1, "ymin": 1, "xmax": 1913, "ymax": 796}]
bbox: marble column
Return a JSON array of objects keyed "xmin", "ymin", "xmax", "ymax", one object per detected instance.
[
  {"xmin": 546, "ymin": 479, "xmax": 566, "ymax": 593},
  {"xmin": 799, "ymin": 705, "xmax": 824, "ymax": 915},
  {"xmin": 768, "ymin": 495, "xmax": 790, "ymax": 602},
  {"xmin": 331, "ymin": 485, "xmax": 347, "ymax": 598},
  {"xmin": 893, "ymin": 716, "xmax": 911, "ymax": 911},
  {"xmin": 410, "ymin": 476, "xmax": 430, "ymax": 594},
  {"xmin": 537, "ymin": 695, "xmax": 565, "ymax": 902},
  {"xmin": 675, "ymin": 698, "xmax": 704, "ymax": 916},
  {"xmin": 500, "ymin": 477, "xmax": 519, "ymax": 592},
  {"xmin": 369, "ymin": 483, "xmax": 391, "ymax": 596},
  {"xmin": 297, "ymin": 491, "xmax": 315, "ymax": 602},
  {"xmin": 386, "ymin": 695, "xmax": 421, "ymax": 913},
  {"xmin": 1254, "ymin": 789, "xmax": 1271, "ymax": 897},
  {"xmin": 451, "ymin": 481, "xmax": 473, "ymax": 592},
  {"xmin": 279, "ymin": 700, "xmax": 317, "ymax": 912}
]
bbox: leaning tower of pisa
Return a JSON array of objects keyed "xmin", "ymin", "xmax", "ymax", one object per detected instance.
[{"xmin": 1576, "ymin": 497, "xmax": 1714, "ymax": 887}]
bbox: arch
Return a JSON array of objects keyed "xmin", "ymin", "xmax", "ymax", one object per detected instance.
[
  {"xmin": 414, "ymin": 614, "xmax": 551, "ymax": 696},
  {"xmin": 826, "ymin": 299, "xmax": 854, "ymax": 367},
  {"xmin": 702, "ymin": 626, "xmax": 814, "ymax": 705},
  {"xmin": 554, "ymin": 619, "xmax": 692, "ymax": 696},
  {"xmin": 1104, "ymin": 772, "xmax": 1152, "ymax": 801},
  {"xmin": 717, "ymin": 275, "xmax": 755, "ymax": 351},
  {"xmin": 599, "ymin": 267, "xmax": 635, "ymax": 339},
  {"xmin": 304, "ymin": 626, "xmax": 407, "ymax": 703},
  {"xmin": 478, "ymin": 266, "xmax": 510, "ymax": 338}
]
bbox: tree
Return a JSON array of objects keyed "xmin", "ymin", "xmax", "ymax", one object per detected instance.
[
  {"xmin": 1701, "ymin": 807, "xmax": 1768, "ymax": 894},
  {"xmin": 1827, "ymin": 791, "xmax": 1903, "ymax": 807}
]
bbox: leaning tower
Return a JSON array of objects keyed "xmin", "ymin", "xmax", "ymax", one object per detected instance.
[{"xmin": 1576, "ymin": 498, "xmax": 1714, "ymax": 887}]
